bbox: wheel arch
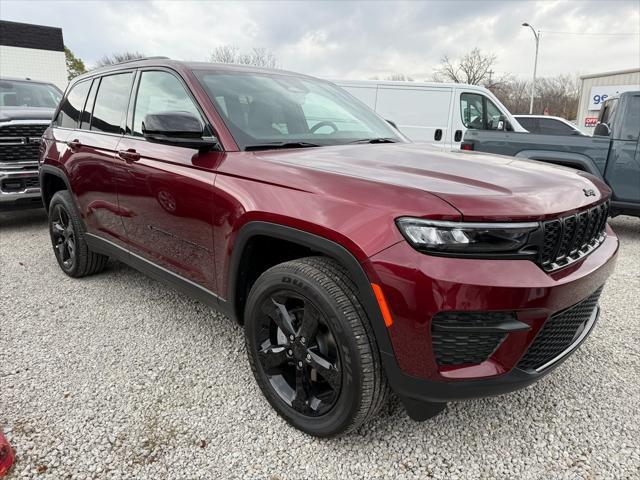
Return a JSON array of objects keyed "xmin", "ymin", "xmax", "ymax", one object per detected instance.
[
  {"xmin": 39, "ymin": 165, "xmax": 73, "ymax": 212},
  {"xmin": 514, "ymin": 150, "xmax": 603, "ymax": 177},
  {"xmin": 227, "ymin": 221, "xmax": 396, "ymax": 359}
]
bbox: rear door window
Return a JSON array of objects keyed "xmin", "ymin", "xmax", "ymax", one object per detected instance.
[
  {"xmin": 619, "ymin": 95, "xmax": 640, "ymax": 141},
  {"xmin": 55, "ymin": 80, "xmax": 91, "ymax": 129},
  {"xmin": 91, "ymin": 73, "xmax": 134, "ymax": 134},
  {"xmin": 79, "ymin": 80, "xmax": 97, "ymax": 130}
]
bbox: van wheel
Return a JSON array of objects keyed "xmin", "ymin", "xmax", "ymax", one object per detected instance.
[
  {"xmin": 244, "ymin": 257, "xmax": 389, "ymax": 437},
  {"xmin": 48, "ymin": 190, "xmax": 108, "ymax": 277}
]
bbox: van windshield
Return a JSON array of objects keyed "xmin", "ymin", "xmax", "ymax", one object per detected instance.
[
  {"xmin": 0, "ymin": 80, "xmax": 62, "ymax": 108},
  {"xmin": 194, "ymin": 70, "xmax": 404, "ymax": 150}
]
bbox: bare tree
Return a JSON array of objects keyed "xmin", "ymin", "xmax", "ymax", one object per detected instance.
[
  {"xmin": 434, "ymin": 48, "xmax": 580, "ymax": 119},
  {"xmin": 490, "ymin": 74, "xmax": 580, "ymax": 119},
  {"xmin": 209, "ymin": 45, "xmax": 278, "ymax": 68},
  {"xmin": 433, "ymin": 48, "xmax": 502, "ymax": 86},
  {"xmin": 489, "ymin": 79, "xmax": 530, "ymax": 114},
  {"xmin": 94, "ymin": 51, "xmax": 146, "ymax": 68},
  {"xmin": 535, "ymin": 74, "xmax": 580, "ymax": 119}
]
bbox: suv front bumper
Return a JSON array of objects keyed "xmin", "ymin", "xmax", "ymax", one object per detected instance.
[
  {"xmin": 364, "ymin": 226, "xmax": 618, "ymax": 408},
  {"xmin": 0, "ymin": 165, "xmax": 42, "ymax": 210}
]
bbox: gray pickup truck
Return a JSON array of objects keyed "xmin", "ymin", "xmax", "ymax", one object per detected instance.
[
  {"xmin": 462, "ymin": 91, "xmax": 640, "ymax": 217},
  {"xmin": 0, "ymin": 77, "xmax": 62, "ymax": 210}
]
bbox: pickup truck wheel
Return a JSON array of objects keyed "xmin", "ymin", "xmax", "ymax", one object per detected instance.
[
  {"xmin": 244, "ymin": 257, "xmax": 388, "ymax": 437},
  {"xmin": 48, "ymin": 190, "xmax": 108, "ymax": 278}
]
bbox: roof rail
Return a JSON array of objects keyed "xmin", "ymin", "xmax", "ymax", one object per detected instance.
[{"xmin": 110, "ymin": 56, "xmax": 170, "ymax": 66}]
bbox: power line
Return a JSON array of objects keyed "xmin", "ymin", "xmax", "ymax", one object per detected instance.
[{"xmin": 542, "ymin": 30, "xmax": 640, "ymax": 36}]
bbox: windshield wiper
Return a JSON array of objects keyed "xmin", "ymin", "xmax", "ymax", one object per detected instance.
[
  {"xmin": 245, "ymin": 142, "xmax": 321, "ymax": 151},
  {"xmin": 346, "ymin": 137, "xmax": 398, "ymax": 144}
]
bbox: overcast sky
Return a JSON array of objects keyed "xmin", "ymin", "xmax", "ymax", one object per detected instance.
[{"xmin": 2, "ymin": 0, "xmax": 639, "ymax": 80}]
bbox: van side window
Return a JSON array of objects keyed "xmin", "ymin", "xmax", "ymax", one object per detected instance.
[
  {"xmin": 485, "ymin": 98, "xmax": 502, "ymax": 130},
  {"xmin": 55, "ymin": 81, "xmax": 91, "ymax": 129},
  {"xmin": 460, "ymin": 93, "xmax": 504, "ymax": 130},
  {"xmin": 91, "ymin": 73, "xmax": 134, "ymax": 134},
  {"xmin": 132, "ymin": 71, "xmax": 202, "ymax": 137},
  {"xmin": 460, "ymin": 93, "xmax": 484, "ymax": 129}
]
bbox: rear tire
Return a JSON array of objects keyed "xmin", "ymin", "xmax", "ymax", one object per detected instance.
[
  {"xmin": 48, "ymin": 190, "xmax": 108, "ymax": 278},
  {"xmin": 244, "ymin": 256, "xmax": 389, "ymax": 437}
]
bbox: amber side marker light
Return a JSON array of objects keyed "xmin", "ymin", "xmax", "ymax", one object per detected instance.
[{"xmin": 371, "ymin": 283, "xmax": 394, "ymax": 328}]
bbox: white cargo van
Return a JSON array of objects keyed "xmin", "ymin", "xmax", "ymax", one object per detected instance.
[{"xmin": 332, "ymin": 79, "xmax": 525, "ymax": 150}]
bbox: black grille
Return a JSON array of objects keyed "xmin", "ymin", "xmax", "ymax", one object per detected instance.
[
  {"xmin": 0, "ymin": 124, "xmax": 48, "ymax": 138},
  {"xmin": 0, "ymin": 143, "xmax": 41, "ymax": 164},
  {"xmin": 431, "ymin": 312, "xmax": 514, "ymax": 366},
  {"xmin": 1, "ymin": 176, "xmax": 39, "ymax": 192},
  {"xmin": 517, "ymin": 287, "xmax": 603, "ymax": 371},
  {"xmin": 0, "ymin": 123, "xmax": 47, "ymax": 165},
  {"xmin": 541, "ymin": 202, "xmax": 609, "ymax": 270}
]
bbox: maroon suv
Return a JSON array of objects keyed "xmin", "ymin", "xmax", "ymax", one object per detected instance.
[{"xmin": 39, "ymin": 58, "xmax": 618, "ymax": 437}]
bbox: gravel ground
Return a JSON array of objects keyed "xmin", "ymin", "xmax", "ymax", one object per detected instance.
[{"xmin": 1, "ymin": 210, "xmax": 639, "ymax": 480}]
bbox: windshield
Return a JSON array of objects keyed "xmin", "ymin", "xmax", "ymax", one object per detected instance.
[
  {"xmin": 194, "ymin": 70, "xmax": 404, "ymax": 150},
  {"xmin": 0, "ymin": 80, "xmax": 62, "ymax": 108}
]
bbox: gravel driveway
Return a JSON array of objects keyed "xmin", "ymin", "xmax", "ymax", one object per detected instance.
[{"xmin": 1, "ymin": 210, "xmax": 638, "ymax": 480}]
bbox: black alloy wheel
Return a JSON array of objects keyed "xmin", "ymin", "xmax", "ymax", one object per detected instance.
[
  {"xmin": 51, "ymin": 203, "xmax": 76, "ymax": 270},
  {"xmin": 256, "ymin": 291, "xmax": 341, "ymax": 416},
  {"xmin": 48, "ymin": 190, "xmax": 109, "ymax": 278},
  {"xmin": 245, "ymin": 257, "xmax": 389, "ymax": 437}
]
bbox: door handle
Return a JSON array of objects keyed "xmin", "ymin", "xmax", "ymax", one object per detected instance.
[
  {"xmin": 454, "ymin": 130, "xmax": 463, "ymax": 142},
  {"xmin": 118, "ymin": 149, "xmax": 141, "ymax": 162},
  {"xmin": 434, "ymin": 129, "xmax": 443, "ymax": 141},
  {"xmin": 67, "ymin": 139, "xmax": 82, "ymax": 151}
]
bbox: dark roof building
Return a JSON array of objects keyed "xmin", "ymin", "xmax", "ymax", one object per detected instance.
[{"xmin": 0, "ymin": 20, "xmax": 67, "ymax": 90}]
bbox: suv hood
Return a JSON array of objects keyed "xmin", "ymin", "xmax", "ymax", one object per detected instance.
[
  {"xmin": 257, "ymin": 143, "xmax": 609, "ymax": 221},
  {"xmin": 0, "ymin": 107, "xmax": 56, "ymax": 122}
]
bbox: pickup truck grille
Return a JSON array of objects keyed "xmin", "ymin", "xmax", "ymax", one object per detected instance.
[
  {"xmin": 541, "ymin": 201, "xmax": 609, "ymax": 271},
  {"xmin": 0, "ymin": 123, "xmax": 48, "ymax": 166}
]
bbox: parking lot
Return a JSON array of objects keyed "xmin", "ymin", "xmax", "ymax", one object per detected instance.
[{"xmin": 1, "ymin": 210, "xmax": 638, "ymax": 479}]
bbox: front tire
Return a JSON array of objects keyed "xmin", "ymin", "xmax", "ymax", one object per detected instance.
[
  {"xmin": 244, "ymin": 257, "xmax": 388, "ymax": 437},
  {"xmin": 48, "ymin": 190, "xmax": 108, "ymax": 278}
]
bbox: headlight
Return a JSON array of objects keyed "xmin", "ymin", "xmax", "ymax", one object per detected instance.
[{"xmin": 396, "ymin": 217, "xmax": 539, "ymax": 254}]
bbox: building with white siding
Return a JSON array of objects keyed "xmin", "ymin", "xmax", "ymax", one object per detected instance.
[
  {"xmin": 577, "ymin": 68, "xmax": 640, "ymax": 134},
  {"xmin": 0, "ymin": 20, "xmax": 68, "ymax": 91}
]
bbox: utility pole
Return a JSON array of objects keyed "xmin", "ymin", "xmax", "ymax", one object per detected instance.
[{"xmin": 522, "ymin": 22, "xmax": 540, "ymax": 114}]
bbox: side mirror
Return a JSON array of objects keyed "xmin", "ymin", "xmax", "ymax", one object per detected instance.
[
  {"xmin": 386, "ymin": 119, "xmax": 398, "ymax": 129},
  {"xmin": 497, "ymin": 115, "xmax": 512, "ymax": 131},
  {"xmin": 142, "ymin": 112, "xmax": 219, "ymax": 150},
  {"xmin": 593, "ymin": 122, "xmax": 611, "ymax": 137}
]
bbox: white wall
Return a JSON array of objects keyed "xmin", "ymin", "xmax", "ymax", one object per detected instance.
[{"xmin": 0, "ymin": 45, "xmax": 68, "ymax": 91}]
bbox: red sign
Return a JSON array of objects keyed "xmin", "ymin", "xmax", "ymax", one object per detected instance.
[{"xmin": 584, "ymin": 117, "xmax": 598, "ymax": 127}]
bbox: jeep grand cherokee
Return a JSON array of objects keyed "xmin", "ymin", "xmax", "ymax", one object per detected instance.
[{"xmin": 39, "ymin": 58, "xmax": 618, "ymax": 437}]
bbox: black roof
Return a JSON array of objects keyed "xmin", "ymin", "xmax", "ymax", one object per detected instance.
[
  {"xmin": 0, "ymin": 20, "xmax": 64, "ymax": 52},
  {"xmin": 73, "ymin": 57, "xmax": 318, "ymax": 85}
]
